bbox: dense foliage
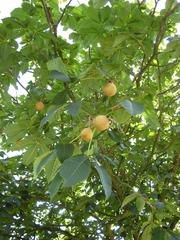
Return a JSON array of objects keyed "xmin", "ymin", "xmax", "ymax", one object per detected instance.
[{"xmin": 0, "ymin": 0, "xmax": 179, "ymax": 239}]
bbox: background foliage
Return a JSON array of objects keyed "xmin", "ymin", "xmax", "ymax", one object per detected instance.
[{"xmin": 0, "ymin": 0, "xmax": 179, "ymax": 239}]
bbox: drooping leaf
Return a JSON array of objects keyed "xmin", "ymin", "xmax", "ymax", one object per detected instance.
[
  {"xmin": 152, "ymin": 227, "xmax": 169, "ymax": 240},
  {"xmin": 40, "ymin": 106, "xmax": 59, "ymax": 129},
  {"xmin": 52, "ymin": 90, "xmax": 67, "ymax": 105},
  {"xmin": 49, "ymin": 70, "xmax": 70, "ymax": 82},
  {"xmin": 67, "ymin": 101, "xmax": 81, "ymax": 116},
  {"xmin": 120, "ymin": 100, "xmax": 144, "ymax": 116},
  {"xmin": 93, "ymin": 0, "xmax": 108, "ymax": 8},
  {"xmin": 141, "ymin": 224, "xmax": 153, "ymax": 240},
  {"xmin": 136, "ymin": 196, "xmax": 145, "ymax": 212},
  {"xmin": 121, "ymin": 192, "xmax": 140, "ymax": 209},
  {"xmin": 33, "ymin": 151, "xmax": 57, "ymax": 177},
  {"xmin": 48, "ymin": 173, "xmax": 62, "ymax": 201},
  {"xmin": 59, "ymin": 155, "xmax": 91, "ymax": 187},
  {"xmin": 94, "ymin": 163, "xmax": 112, "ymax": 199},
  {"xmin": 22, "ymin": 146, "xmax": 37, "ymax": 165},
  {"xmin": 108, "ymin": 129, "xmax": 121, "ymax": 142},
  {"xmin": 45, "ymin": 157, "xmax": 61, "ymax": 183},
  {"xmin": 56, "ymin": 143, "xmax": 74, "ymax": 162},
  {"xmin": 113, "ymin": 108, "xmax": 131, "ymax": 124},
  {"xmin": 47, "ymin": 57, "xmax": 67, "ymax": 74},
  {"xmin": 167, "ymin": 231, "xmax": 180, "ymax": 240}
]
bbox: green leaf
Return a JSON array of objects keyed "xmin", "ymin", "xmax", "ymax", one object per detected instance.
[
  {"xmin": 11, "ymin": 8, "xmax": 28, "ymax": 21},
  {"xmin": 120, "ymin": 100, "xmax": 144, "ymax": 116},
  {"xmin": 67, "ymin": 101, "xmax": 81, "ymax": 116},
  {"xmin": 45, "ymin": 157, "xmax": 61, "ymax": 183},
  {"xmin": 93, "ymin": 0, "xmax": 108, "ymax": 8},
  {"xmin": 167, "ymin": 231, "xmax": 180, "ymax": 240},
  {"xmin": 113, "ymin": 108, "xmax": 131, "ymax": 124},
  {"xmin": 121, "ymin": 192, "xmax": 140, "ymax": 209},
  {"xmin": 59, "ymin": 155, "xmax": 91, "ymax": 187},
  {"xmin": 152, "ymin": 227, "xmax": 169, "ymax": 240},
  {"xmin": 108, "ymin": 129, "xmax": 121, "ymax": 142},
  {"xmin": 47, "ymin": 57, "xmax": 67, "ymax": 74},
  {"xmin": 136, "ymin": 196, "xmax": 145, "ymax": 212},
  {"xmin": 56, "ymin": 143, "xmax": 74, "ymax": 162},
  {"xmin": 33, "ymin": 151, "xmax": 57, "ymax": 177},
  {"xmin": 49, "ymin": 70, "xmax": 70, "ymax": 82},
  {"xmin": 53, "ymin": 90, "xmax": 67, "ymax": 105},
  {"xmin": 40, "ymin": 106, "xmax": 59, "ymax": 129},
  {"xmin": 48, "ymin": 173, "xmax": 62, "ymax": 201},
  {"xmin": 4, "ymin": 122, "xmax": 27, "ymax": 143},
  {"xmin": 141, "ymin": 224, "xmax": 153, "ymax": 240},
  {"xmin": 22, "ymin": 146, "xmax": 37, "ymax": 165},
  {"xmin": 95, "ymin": 163, "xmax": 112, "ymax": 199}
]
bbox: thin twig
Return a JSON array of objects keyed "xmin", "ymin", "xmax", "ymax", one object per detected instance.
[
  {"xmin": 151, "ymin": 0, "xmax": 159, "ymax": 15},
  {"xmin": 40, "ymin": 0, "xmax": 61, "ymax": 57},
  {"xmin": 133, "ymin": 3, "xmax": 180, "ymax": 87},
  {"xmin": 56, "ymin": 0, "xmax": 73, "ymax": 26},
  {"xmin": 40, "ymin": 0, "xmax": 76, "ymax": 102},
  {"xmin": 16, "ymin": 78, "xmax": 29, "ymax": 94}
]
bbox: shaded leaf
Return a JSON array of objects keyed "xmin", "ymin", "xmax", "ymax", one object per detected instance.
[
  {"xmin": 121, "ymin": 192, "xmax": 140, "ymax": 209},
  {"xmin": 56, "ymin": 143, "xmax": 74, "ymax": 162},
  {"xmin": 113, "ymin": 108, "xmax": 131, "ymax": 124},
  {"xmin": 59, "ymin": 155, "xmax": 91, "ymax": 187},
  {"xmin": 67, "ymin": 101, "xmax": 81, "ymax": 117},
  {"xmin": 47, "ymin": 57, "xmax": 67, "ymax": 74},
  {"xmin": 45, "ymin": 157, "xmax": 61, "ymax": 183},
  {"xmin": 48, "ymin": 173, "xmax": 62, "ymax": 201},
  {"xmin": 93, "ymin": 0, "xmax": 108, "ymax": 8},
  {"xmin": 136, "ymin": 196, "xmax": 145, "ymax": 212},
  {"xmin": 49, "ymin": 70, "xmax": 70, "ymax": 82},
  {"xmin": 95, "ymin": 163, "xmax": 112, "ymax": 199},
  {"xmin": 152, "ymin": 227, "xmax": 169, "ymax": 240},
  {"xmin": 108, "ymin": 129, "xmax": 121, "ymax": 142},
  {"xmin": 121, "ymin": 100, "xmax": 144, "ymax": 116},
  {"xmin": 53, "ymin": 90, "xmax": 67, "ymax": 105},
  {"xmin": 22, "ymin": 146, "xmax": 37, "ymax": 165},
  {"xmin": 141, "ymin": 224, "xmax": 153, "ymax": 240},
  {"xmin": 40, "ymin": 106, "xmax": 59, "ymax": 129},
  {"xmin": 33, "ymin": 151, "xmax": 57, "ymax": 177},
  {"xmin": 167, "ymin": 231, "xmax": 180, "ymax": 240}
]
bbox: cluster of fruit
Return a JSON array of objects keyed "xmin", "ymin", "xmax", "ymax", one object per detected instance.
[
  {"xmin": 35, "ymin": 81, "xmax": 117, "ymax": 142},
  {"xmin": 81, "ymin": 81, "xmax": 117, "ymax": 142}
]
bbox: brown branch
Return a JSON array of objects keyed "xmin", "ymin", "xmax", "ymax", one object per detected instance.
[
  {"xmin": 133, "ymin": 3, "xmax": 180, "ymax": 87},
  {"xmin": 56, "ymin": 0, "xmax": 73, "ymax": 26},
  {"xmin": 40, "ymin": 0, "xmax": 76, "ymax": 102},
  {"xmin": 32, "ymin": 224, "xmax": 76, "ymax": 238},
  {"xmin": 151, "ymin": 0, "xmax": 160, "ymax": 16},
  {"xmin": 40, "ymin": 0, "xmax": 54, "ymax": 35},
  {"xmin": 40, "ymin": 0, "xmax": 62, "ymax": 57},
  {"xmin": 16, "ymin": 78, "xmax": 29, "ymax": 94}
]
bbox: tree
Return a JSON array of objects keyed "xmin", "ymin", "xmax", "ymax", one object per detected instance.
[{"xmin": 0, "ymin": 0, "xmax": 179, "ymax": 239}]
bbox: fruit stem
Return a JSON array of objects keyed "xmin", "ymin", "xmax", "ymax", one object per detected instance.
[
  {"xmin": 70, "ymin": 134, "xmax": 80, "ymax": 143},
  {"xmin": 87, "ymin": 129, "xmax": 96, "ymax": 156}
]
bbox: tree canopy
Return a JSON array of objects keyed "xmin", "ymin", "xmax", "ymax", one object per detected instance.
[{"xmin": 0, "ymin": 0, "xmax": 179, "ymax": 239}]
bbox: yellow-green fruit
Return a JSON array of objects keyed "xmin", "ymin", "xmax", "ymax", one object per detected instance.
[
  {"xmin": 35, "ymin": 101, "xmax": 45, "ymax": 111},
  {"xmin": 103, "ymin": 81, "xmax": 117, "ymax": 97},
  {"xmin": 80, "ymin": 128, "xmax": 93, "ymax": 142},
  {"xmin": 93, "ymin": 115, "xmax": 110, "ymax": 131}
]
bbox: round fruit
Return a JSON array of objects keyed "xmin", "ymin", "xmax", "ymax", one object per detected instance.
[
  {"xmin": 80, "ymin": 128, "xmax": 93, "ymax": 142},
  {"xmin": 35, "ymin": 101, "xmax": 45, "ymax": 111},
  {"xmin": 103, "ymin": 81, "xmax": 117, "ymax": 97},
  {"xmin": 93, "ymin": 115, "xmax": 110, "ymax": 131}
]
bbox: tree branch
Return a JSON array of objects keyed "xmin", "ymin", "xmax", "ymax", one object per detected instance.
[
  {"xmin": 16, "ymin": 79, "xmax": 28, "ymax": 93},
  {"xmin": 56, "ymin": 0, "xmax": 73, "ymax": 27},
  {"xmin": 133, "ymin": 3, "xmax": 180, "ymax": 87},
  {"xmin": 151, "ymin": 0, "xmax": 160, "ymax": 16}
]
